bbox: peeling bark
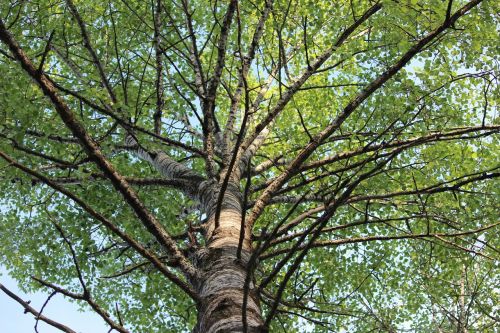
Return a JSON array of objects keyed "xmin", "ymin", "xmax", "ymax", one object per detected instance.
[
  {"xmin": 193, "ymin": 245, "xmax": 264, "ymax": 333},
  {"xmin": 192, "ymin": 183, "xmax": 264, "ymax": 333}
]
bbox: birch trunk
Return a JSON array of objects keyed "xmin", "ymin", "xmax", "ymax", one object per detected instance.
[{"xmin": 192, "ymin": 184, "xmax": 264, "ymax": 333}]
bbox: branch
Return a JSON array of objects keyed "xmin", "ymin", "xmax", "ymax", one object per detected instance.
[
  {"xmin": 51, "ymin": 80, "xmax": 206, "ymax": 156},
  {"xmin": 123, "ymin": 134, "xmax": 204, "ymax": 199},
  {"xmin": 261, "ymin": 151, "xmax": 398, "ymax": 327},
  {"xmin": 152, "ymin": 0, "xmax": 165, "ymax": 135},
  {"xmin": 300, "ymin": 125, "xmax": 499, "ymax": 173},
  {"xmin": 245, "ymin": 0, "xmax": 486, "ymax": 228},
  {"xmin": 345, "ymin": 169, "xmax": 500, "ymax": 205},
  {"xmin": 240, "ymin": 3, "xmax": 382, "ymax": 155},
  {"xmin": 100, "ymin": 256, "xmax": 169, "ymax": 279},
  {"xmin": 0, "ymin": 23, "xmax": 197, "ymax": 279},
  {"xmin": 30, "ymin": 174, "xmax": 190, "ymax": 189},
  {"xmin": 0, "ymin": 132, "xmax": 84, "ymax": 167},
  {"xmin": 0, "ymin": 283, "xmax": 77, "ymax": 333},
  {"xmin": 222, "ymin": 0, "xmax": 273, "ymax": 159},
  {"xmin": 258, "ymin": 167, "xmax": 499, "ymax": 252},
  {"xmin": 32, "ymin": 277, "xmax": 130, "ymax": 333},
  {"xmin": 65, "ymin": 0, "xmax": 118, "ymax": 105},
  {"xmin": 202, "ymin": 0, "xmax": 238, "ymax": 176},
  {"xmin": 24, "ymin": 129, "xmax": 79, "ymax": 144},
  {"xmin": 180, "ymin": 0, "xmax": 207, "ymax": 97},
  {"xmin": 255, "ymin": 134, "xmax": 499, "ymax": 200},
  {"xmin": 261, "ymin": 224, "xmax": 499, "ymax": 260},
  {"xmin": 47, "ymin": 212, "xmax": 88, "ymax": 295},
  {"xmin": 124, "ymin": 135, "xmax": 203, "ymax": 182},
  {"xmin": 0, "ymin": 150, "xmax": 199, "ymax": 302},
  {"xmin": 269, "ymin": 215, "xmax": 414, "ymax": 249},
  {"xmin": 205, "ymin": 0, "xmax": 238, "ymax": 104}
]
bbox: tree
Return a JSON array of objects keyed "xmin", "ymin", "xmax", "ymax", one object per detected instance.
[{"xmin": 0, "ymin": 0, "xmax": 498, "ymax": 331}]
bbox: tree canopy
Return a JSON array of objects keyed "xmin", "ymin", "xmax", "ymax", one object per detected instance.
[{"xmin": 0, "ymin": 0, "xmax": 498, "ymax": 332}]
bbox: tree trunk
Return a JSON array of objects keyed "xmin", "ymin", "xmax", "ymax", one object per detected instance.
[{"xmin": 193, "ymin": 184, "xmax": 265, "ymax": 332}]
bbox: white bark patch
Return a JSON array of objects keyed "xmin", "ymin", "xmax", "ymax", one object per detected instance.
[
  {"xmin": 201, "ymin": 269, "xmax": 254, "ymax": 296},
  {"xmin": 202, "ymin": 292, "xmax": 261, "ymax": 319},
  {"xmin": 205, "ymin": 210, "xmax": 252, "ymax": 250},
  {"xmin": 126, "ymin": 134, "xmax": 202, "ymax": 182},
  {"xmin": 207, "ymin": 315, "xmax": 262, "ymax": 333}
]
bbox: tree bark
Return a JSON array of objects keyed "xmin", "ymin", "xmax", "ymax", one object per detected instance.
[{"xmin": 193, "ymin": 184, "xmax": 264, "ymax": 333}]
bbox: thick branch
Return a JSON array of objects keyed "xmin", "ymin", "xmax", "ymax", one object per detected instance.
[
  {"xmin": 201, "ymin": 0, "xmax": 238, "ymax": 177},
  {"xmin": 0, "ymin": 23, "xmax": 197, "ymax": 279},
  {"xmin": 0, "ymin": 151, "xmax": 199, "ymax": 302},
  {"xmin": 245, "ymin": 0, "xmax": 484, "ymax": 228},
  {"xmin": 153, "ymin": 0, "xmax": 165, "ymax": 135}
]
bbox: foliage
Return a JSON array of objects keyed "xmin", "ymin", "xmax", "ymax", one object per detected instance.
[{"xmin": 0, "ymin": 0, "xmax": 498, "ymax": 332}]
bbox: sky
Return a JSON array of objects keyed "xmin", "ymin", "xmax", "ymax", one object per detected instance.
[{"xmin": 0, "ymin": 267, "xmax": 108, "ymax": 333}]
